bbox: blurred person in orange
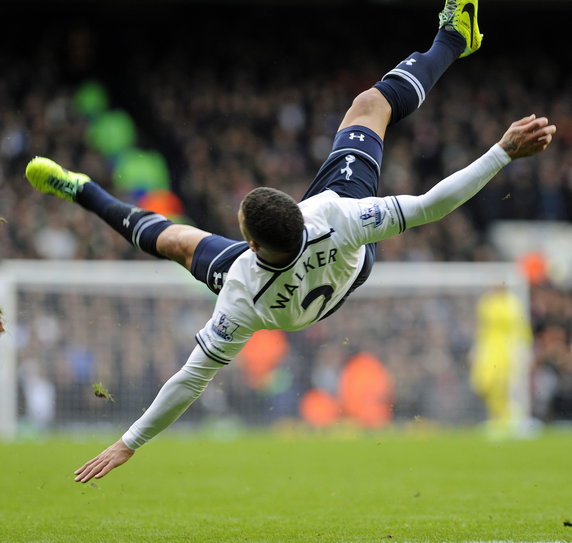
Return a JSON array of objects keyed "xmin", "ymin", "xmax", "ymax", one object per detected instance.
[
  {"xmin": 239, "ymin": 329, "xmax": 289, "ymax": 390},
  {"xmin": 339, "ymin": 351, "xmax": 393, "ymax": 428}
]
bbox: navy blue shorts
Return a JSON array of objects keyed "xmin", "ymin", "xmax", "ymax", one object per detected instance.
[
  {"xmin": 190, "ymin": 236, "xmax": 249, "ymax": 294},
  {"xmin": 302, "ymin": 125, "xmax": 383, "ymax": 200},
  {"xmin": 191, "ymin": 125, "xmax": 384, "ymax": 295}
]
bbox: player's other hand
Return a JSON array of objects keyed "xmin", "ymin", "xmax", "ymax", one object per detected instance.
[
  {"xmin": 74, "ymin": 439, "xmax": 135, "ymax": 483},
  {"xmin": 498, "ymin": 114, "xmax": 557, "ymax": 159}
]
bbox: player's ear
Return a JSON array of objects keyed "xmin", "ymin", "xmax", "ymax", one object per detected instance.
[{"xmin": 248, "ymin": 239, "xmax": 260, "ymax": 252}]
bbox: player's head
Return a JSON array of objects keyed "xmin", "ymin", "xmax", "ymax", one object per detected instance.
[{"xmin": 239, "ymin": 187, "xmax": 304, "ymax": 254}]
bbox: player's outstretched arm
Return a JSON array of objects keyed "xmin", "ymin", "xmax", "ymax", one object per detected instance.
[
  {"xmin": 74, "ymin": 346, "xmax": 224, "ymax": 483},
  {"xmin": 396, "ymin": 114, "xmax": 556, "ymax": 229},
  {"xmin": 74, "ymin": 439, "xmax": 134, "ymax": 483}
]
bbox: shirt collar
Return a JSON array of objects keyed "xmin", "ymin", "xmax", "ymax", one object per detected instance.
[{"xmin": 255, "ymin": 227, "xmax": 308, "ymax": 273}]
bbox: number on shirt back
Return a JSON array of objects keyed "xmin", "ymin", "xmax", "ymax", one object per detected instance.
[{"xmin": 301, "ymin": 285, "xmax": 334, "ymax": 321}]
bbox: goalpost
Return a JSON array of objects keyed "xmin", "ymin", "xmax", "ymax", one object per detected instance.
[
  {"xmin": 0, "ymin": 259, "xmax": 531, "ymax": 440},
  {"xmin": 0, "ymin": 260, "xmax": 215, "ymax": 440}
]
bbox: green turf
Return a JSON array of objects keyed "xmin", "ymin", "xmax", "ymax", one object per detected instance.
[{"xmin": 1, "ymin": 426, "xmax": 571, "ymax": 543}]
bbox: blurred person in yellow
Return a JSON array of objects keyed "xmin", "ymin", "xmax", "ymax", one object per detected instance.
[{"xmin": 470, "ymin": 286, "xmax": 534, "ymax": 439}]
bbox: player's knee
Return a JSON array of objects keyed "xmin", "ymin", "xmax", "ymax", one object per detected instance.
[
  {"xmin": 351, "ymin": 89, "xmax": 391, "ymax": 119},
  {"xmin": 156, "ymin": 225, "xmax": 188, "ymax": 263},
  {"xmin": 157, "ymin": 225, "xmax": 210, "ymax": 267}
]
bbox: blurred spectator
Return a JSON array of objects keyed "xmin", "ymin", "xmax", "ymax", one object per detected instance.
[
  {"xmin": 531, "ymin": 285, "xmax": 572, "ymax": 423},
  {"xmin": 339, "ymin": 351, "xmax": 393, "ymax": 429},
  {"xmin": 2, "ymin": 4, "xmax": 572, "ymax": 427},
  {"xmin": 470, "ymin": 286, "xmax": 534, "ymax": 437},
  {"xmin": 18, "ymin": 358, "xmax": 56, "ymax": 432}
]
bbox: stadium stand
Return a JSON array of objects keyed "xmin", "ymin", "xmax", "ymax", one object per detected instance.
[{"xmin": 1, "ymin": 2, "xmax": 571, "ymax": 424}]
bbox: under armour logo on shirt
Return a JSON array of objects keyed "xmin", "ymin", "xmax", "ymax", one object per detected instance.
[
  {"xmin": 340, "ymin": 155, "xmax": 356, "ymax": 180},
  {"xmin": 404, "ymin": 58, "xmax": 417, "ymax": 66},
  {"xmin": 349, "ymin": 132, "xmax": 365, "ymax": 141}
]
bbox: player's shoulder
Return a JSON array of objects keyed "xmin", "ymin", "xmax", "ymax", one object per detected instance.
[
  {"xmin": 224, "ymin": 250, "xmax": 257, "ymax": 287},
  {"xmin": 300, "ymin": 189, "xmax": 365, "ymax": 226},
  {"xmin": 299, "ymin": 191, "xmax": 345, "ymax": 234},
  {"xmin": 300, "ymin": 190, "xmax": 356, "ymax": 221},
  {"xmin": 215, "ymin": 270, "xmax": 261, "ymax": 325},
  {"xmin": 222, "ymin": 251, "xmax": 272, "ymax": 304},
  {"xmin": 299, "ymin": 189, "xmax": 340, "ymax": 211}
]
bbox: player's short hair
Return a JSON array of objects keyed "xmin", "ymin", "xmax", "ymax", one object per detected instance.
[{"xmin": 241, "ymin": 187, "xmax": 304, "ymax": 253}]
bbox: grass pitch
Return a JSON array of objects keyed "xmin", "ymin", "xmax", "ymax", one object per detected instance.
[{"xmin": 1, "ymin": 426, "xmax": 571, "ymax": 543}]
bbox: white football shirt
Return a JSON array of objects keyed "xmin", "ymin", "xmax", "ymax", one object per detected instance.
[
  {"xmin": 195, "ymin": 189, "xmax": 406, "ymax": 365},
  {"xmin": 122, "ymin": 144, "xmax": 511, "ymax": 449}
]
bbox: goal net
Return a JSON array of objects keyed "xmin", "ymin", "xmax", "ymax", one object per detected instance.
[{"xmin": 0, "ymin": 260, "xmax": 531, "ymax": 439}]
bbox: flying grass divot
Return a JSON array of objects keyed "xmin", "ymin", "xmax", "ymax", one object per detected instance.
[{"xmin": 92, "ymin": 382, "xmax": 115, "ymax": 402}]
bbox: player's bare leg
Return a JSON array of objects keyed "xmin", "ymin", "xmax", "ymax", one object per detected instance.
[
  {"xmin": 155, "ymin": 225, "xmax": 211, "ymax": 269},
  {"xmin": 338, "ymin": 89, "xmax": 392, "ymax": 140},
  {"xmin": 25, "ymin": 157, "xmax": 210, "ymax": 270}
]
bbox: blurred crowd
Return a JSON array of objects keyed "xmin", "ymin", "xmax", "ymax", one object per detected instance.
[
  {"xmin": 14, "ymin": 283, "xmax": 489, "ymax": 428},
  {"xmin": 2, "ymin": 5, "xmax": 572, "ymax": 427}
]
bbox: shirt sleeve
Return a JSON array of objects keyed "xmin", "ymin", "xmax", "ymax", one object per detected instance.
[
  {"xmin": 121, "ymin": 280, "xmax": 261, "ymax": 449},
  {"xmin": 122, "ymin": 346, "xmax": 224, "ymax": 449},
  {"xmin": 338, "ymin": 144, "xmax": 511, "ymax": 247},
  {"xmin": 194, "ymin": 279, "xmax": 258, "ymax": 364},
  {"xmin": 396, "ymin": 144, "xmax": 511, "ymax": 229}
]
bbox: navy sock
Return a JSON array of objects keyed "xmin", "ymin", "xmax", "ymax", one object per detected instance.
[
  {"xmin": 374, "ymin": 29, "xmax": 466, "ymax": 124},
  {"xmin": 76, "ymin": 182, "xmax": 172, "ymax": 258}
]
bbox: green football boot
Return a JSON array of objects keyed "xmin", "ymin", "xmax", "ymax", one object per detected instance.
[
  {"xmin": 25, "ymin": 157, "xmax": 90, "ymax": 202},
  {"xmin": 439, "ymin": 0, "xmax": 483, "ymax": 58}
]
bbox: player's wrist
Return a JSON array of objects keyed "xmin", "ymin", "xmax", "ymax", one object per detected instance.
[
  {"xmin": 121, "ymin": 433, "xmax": 139, "ymax": 451},
  {"xmin": 491, "ymin": 143, "xmax": 512, "ymax": 164}
]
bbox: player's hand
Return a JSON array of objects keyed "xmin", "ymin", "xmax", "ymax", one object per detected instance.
[
  {"xmin": 498, "ymin": 114, "xmax": 557, "ymax": 159},
  {"xmin": 74, "ymin": 439, "xmax": 135, "ymax": 483}
]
